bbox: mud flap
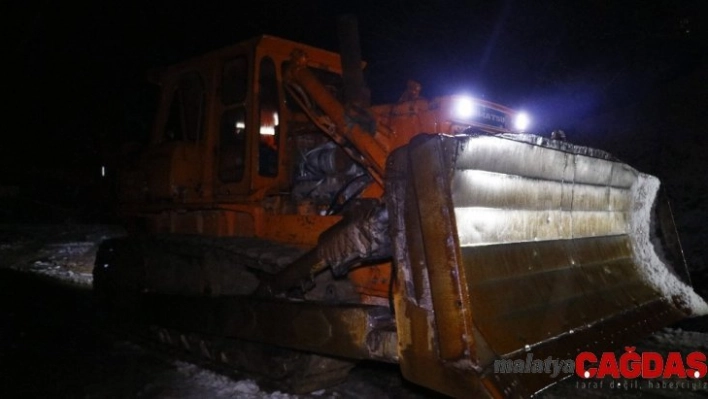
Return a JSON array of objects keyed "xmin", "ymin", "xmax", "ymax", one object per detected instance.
[{"xmin": 385, "ymin": 133, "xmax": 707, "ymax": 398}]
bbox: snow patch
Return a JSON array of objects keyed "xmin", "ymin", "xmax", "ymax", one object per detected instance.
[
  {"xmin": 643, "ymin": 327, "xmax": 708, "ymax": 350},
  {"xmin": 629, "ymin": 174, "xmax": 708, "ymax": 316},
  {"xmin": 172, "ymin": 361, "xmax": 297, "ymax": 398},
  {"xmin": 28, "ymin": 259, "xmax": 94, "ymax": 287},
  {"xmin": 0, "ymin": 225, "xmax": 128, "ymax": 287}
]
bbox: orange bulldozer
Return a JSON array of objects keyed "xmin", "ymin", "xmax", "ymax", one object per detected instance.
[{"xmin": 94, "ymin": 16, "xmax": 707, "ymax": 398}]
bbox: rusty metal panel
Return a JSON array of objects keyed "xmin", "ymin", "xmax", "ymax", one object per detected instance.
[
  {"xmin": 454, "ymin": 136, "xmax": 576, "ymax": 183},
  {"xmin": 385, "ymin": 141, "xmax": 491, "ymax": 398},
  {"xmin": 461, "ymin": 237, "xmax": 661, "ymax": 355},
  {"xmin": 455, "ymin": 208, "xmax": 629, "ymax": 245},
  {"xmin": 449, "ymin": 135, "xmax": 687, "ymax": 354},
  {"xmin": 451, "ymin": 170, "xmax": 631, "ymax": 212},
  {"xmin": 448, "ymin": 134, "xmax": 695, "ymax": 395},
  {"xmin": 452, "ymin": 135, "xmax": 638, "ymax": 249},
  {"xmin": 385, "ymin": 133, "xmax": 699, "ymax": 398},
  {"xmin": 144, "ymin": 294, "xmax": 398, "ymax": 363},
  {"xmin": 483, "ymin": 298, "xmax": 686, "ymax": 398},
  {"xmin": 454, "ymin": 135, "xmax": 637, "ymax": 186},
  {"xmin": 407, "ymin": 135, "xmax": 475, "ymax": 362}
]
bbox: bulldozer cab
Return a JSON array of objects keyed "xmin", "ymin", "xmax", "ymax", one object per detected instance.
[
  {"xmin": 117, "ymin": 36, "xmax": 356, "ymax": 242},
  {"xmin": 139, "ymin": 36, "xmax": 345, "ymax": 204}
]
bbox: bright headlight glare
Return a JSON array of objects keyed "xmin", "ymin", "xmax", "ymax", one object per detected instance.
[
  {"xmin": 453, "ymin": 97, "xmax": 475, "ymax": 119},
  {"xmin": 514, "ymin": 112, "xmax": 530, "ymax": 131}
]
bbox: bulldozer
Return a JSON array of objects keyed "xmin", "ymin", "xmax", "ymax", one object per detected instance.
[{"xmin": 94, "ymin": 17, "xmax": 707, "ymax": 398}]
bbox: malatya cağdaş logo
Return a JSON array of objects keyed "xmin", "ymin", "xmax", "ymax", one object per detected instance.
[{"xmin": 576, "ymin": 346, "xmax": 707, "ymax": 379}]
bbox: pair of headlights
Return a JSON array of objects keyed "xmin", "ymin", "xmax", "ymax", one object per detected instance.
[{"xmin": 453, "ymin": 97, "xmax": 530, "ymax": 132}]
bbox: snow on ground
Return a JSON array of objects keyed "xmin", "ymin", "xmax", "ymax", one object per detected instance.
[
  {"xmin": 158, "ymin": 360, "xmax": 301, "ymax": 399},
  {"xmin": 643, "ymin": 327, "xmax": 708, "ymax": 351},
  {"xmin": 0, "ymin": 225, "xmax": 309, "ymax": 399},
  {"xmin": 0, "ymin": 224, "xmax": 126, "ymax": 287},
  {"xmin": 94, "ymin": 340, "xmax": 304, "ymax": 399},
  {"xmin": 1, "ymin": 224, "xmax": 706, "ymax": 399},
  {"xmin": 0, "ymin": 224, "xmax": 436, "ymax": 399}
]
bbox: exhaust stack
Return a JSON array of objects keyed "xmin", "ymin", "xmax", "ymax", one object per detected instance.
[{"xmin": 337, "ymin": 15, "xmax": 370, "ymax": 108}]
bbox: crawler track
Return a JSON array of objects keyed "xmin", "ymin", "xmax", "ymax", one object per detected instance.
[{"xmin": 94, "ymin": 234, "xmax": 372, "ymax": 393}]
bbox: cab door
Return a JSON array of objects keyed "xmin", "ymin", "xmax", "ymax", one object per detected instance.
[
  {"xmin": 216, "ymin": 54, "xmax": 284, "ymax": 199},
  {"xmin": 215, "ymin": 55, "xmax": 251, "ymax": 198},
  {"xmin": 144, "ymin": 71, "xmax": 206, "ymax": 202},
  {"xmin": 250, "ymin": 55, "xmax": 283, "ymax": 195}
]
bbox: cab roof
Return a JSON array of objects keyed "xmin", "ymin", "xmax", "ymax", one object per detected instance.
[{"xmin": 154, "ymin": 35, "xmax": 345, "ymax": 84}]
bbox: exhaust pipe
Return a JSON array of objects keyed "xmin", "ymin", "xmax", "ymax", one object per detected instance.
[{"xmin": 337, "ymin": 15, "xmax": 370, "ymax": 108}]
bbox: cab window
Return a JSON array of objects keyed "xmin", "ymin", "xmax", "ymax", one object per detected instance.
[
  {"xmin": 218, "ymin": 107, "xmax": 246, "ymax": 182},
  {"xmin": 258, "ymin": 57, "xmax": 279, "ymax": 177},
  {"xmin": 222, "ymin": 57, "xmax": 247, "ymax": 105},
  {"xmin": 164, "ymin": 72, "xmax": 205, "ymax": 142},
  {"xmin": 218, "ymin": 57, "xmax": 248, "ymax": 183}
]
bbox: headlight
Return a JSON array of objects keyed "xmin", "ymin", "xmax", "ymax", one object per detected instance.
[
  {"xmin": 453, "ymin": 97, "xmax": 476, "ymax": 119},
  {"xmin": 514, "ymin": 112, "xmax": 530, "ymax": 131}
]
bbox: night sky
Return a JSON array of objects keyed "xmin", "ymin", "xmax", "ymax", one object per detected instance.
[{"xmin": 4, "ymin": 0, "xmax": 707, "ymax": 213}]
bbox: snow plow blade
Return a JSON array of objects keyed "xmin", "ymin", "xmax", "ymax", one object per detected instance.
[{"xmin": 385, "ymin": 133, "xmax": 706, "ymax": 398}]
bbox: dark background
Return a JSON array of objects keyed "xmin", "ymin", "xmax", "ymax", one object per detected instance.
[{"xmin": 3, "ymin": 0, "xmax": 707, "ymax": 277}]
